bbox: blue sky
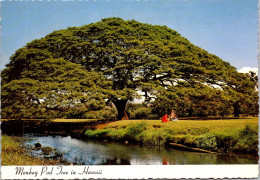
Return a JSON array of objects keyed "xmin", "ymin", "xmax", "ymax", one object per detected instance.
[{"xmin": 1, "ymin": 0, "xmax": 258, "ymax": 71}]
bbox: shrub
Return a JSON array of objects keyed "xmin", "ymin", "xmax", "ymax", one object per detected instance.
[
  {"xmin": 239, "ymin": 125, "xmax": 257, "ymax": 138},
  {"xmin": 147, "ymin": 114, "xmax": 160, "ymax": 120},
  {"xmin": 235, "ymin": 125, "xmax": 258, "ymax": 153},
  {"xmin": 196, "ymin": 134, "xmax": 217, "ymax": 151},
  {"xmin": 215, "ymin": 133, "xmax": 238, "ymax": 153},
  {"xmin": 130, "ymin": 107, "xmax": 151, "ymax": 119},
  {"xmin": 82, "ymin": 107, "xmax": 117, "ymax": 120}
]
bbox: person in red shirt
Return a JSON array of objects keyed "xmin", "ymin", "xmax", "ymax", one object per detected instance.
[{"xmin": 162, "ymin": 114, "xmax": 169, "ymax": 122}]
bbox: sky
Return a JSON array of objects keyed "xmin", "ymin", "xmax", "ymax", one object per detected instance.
[{"xmin": 1, "ymin": 0, "xmax": 258, "ymax": 72}]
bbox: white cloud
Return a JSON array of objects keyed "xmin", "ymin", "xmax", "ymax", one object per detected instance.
[{"xmin": 238, "ymin": 67, "xmax": 258, "ymax": 74}]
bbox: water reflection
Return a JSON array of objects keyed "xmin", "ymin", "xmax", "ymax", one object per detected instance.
[{"xmin": 24, "ymin": 135, "xmax": 257, "ymax": 165}]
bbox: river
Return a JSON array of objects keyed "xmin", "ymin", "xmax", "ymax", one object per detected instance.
[{"xmin": 24, "ymin": 134, "xmax": 257, "ymax": 165}]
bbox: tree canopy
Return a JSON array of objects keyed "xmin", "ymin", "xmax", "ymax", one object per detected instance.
[{"xmin": 2, "ymin": 17, "xmax": 258, "ymax": 119}]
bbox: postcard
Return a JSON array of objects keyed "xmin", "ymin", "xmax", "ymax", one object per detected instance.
[{"xmin": 1, "ymin": 0, "xmax": 258, "ymax": 179}]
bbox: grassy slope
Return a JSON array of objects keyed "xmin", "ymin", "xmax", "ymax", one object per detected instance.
[
  {"xmin": 85, "ymin": 117, "xmax": 258, "ymax": 154},
  {"xmin": 1, "ymin": 135, "xmax": 60, "ymax": 165}
]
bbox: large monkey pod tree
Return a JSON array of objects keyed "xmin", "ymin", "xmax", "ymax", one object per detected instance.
[{"xmin": 1, "ymin": 18, "xmax": 258, "ymax": 120}]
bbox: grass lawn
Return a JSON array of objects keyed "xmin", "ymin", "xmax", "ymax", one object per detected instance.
[{"xmin": 85, "ymin": 117, "xmax": 258, "ymax": 154}]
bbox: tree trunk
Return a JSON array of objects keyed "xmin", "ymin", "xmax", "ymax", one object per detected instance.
[
  {"xmin": 188, "ymin": 107, "xmax": 193, "ymax": 117},
  {"xmin": 233, "ymin": 102, "xmax": 241, "ymax": 117},
  {"xmin": 113, "ymin": 99, "xmax": 128, "ymax": 120}
]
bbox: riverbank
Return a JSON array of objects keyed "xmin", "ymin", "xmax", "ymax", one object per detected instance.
[
  {"xmin": 1, "ymin": 118, "xmax": 111, "ymax": 137},
  {"xmin": 84, "ymin": 117, "xmax": 258, "ymax": 156},
  {"xmin": 2, "ymin": 117, "xmax": 258, "ymax": 165},
  {"xmin": 1, "ymin": 135, "xmax": 70, "ymax": 165}
]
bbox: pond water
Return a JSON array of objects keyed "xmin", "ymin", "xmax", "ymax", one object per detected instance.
[{"xmin": 24, "ymin": 134, "xmax": 258, "ymax": 165}]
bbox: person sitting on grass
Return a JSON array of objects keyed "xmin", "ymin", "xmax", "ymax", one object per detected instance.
[
  {"xmin": 162, "ymin": 114, "xmax": 169, "ymax": 123},
  {"xmin": 170, "ymin": 110, "xmax": 178, "ymax": 121}
]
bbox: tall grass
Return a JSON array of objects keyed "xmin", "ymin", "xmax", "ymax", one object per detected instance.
[
  {"xmin": 84, "ymin": 117, "xmax": 258, "ymax": 154},
  {"xmin": 1, "ymin": 135, "xmax": 59, "ymax": 165}
]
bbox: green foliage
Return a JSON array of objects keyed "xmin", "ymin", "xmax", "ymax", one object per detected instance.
[
  {"xmin": 196, "ymin": 134, "xmax": 217, "ymax": 151},
  {"xmin": 85, "ymin": 129, "xmax": 111, "ymax": 138},
  {"xmin": 1, "ymin": 58, "xmax": 110, "ymax": 119},
  {"xmin": 127, "ymin": 103, "xmax": 159, "ymax": 119},
  {"xmin": 82, "ymin": 113, "xmax": 97, "ymax": 119},
  {"xmin": 85, "ymin": 129, "xmax": 96, "ymax": 137},
  {"xmin": 235, "ymin": 125, "xmax": 258, "ymax": 153},
  {"xmin": 126, "ymin": 121, "xmax": 147, "ymax": 137},
  {"xmin": 130, "ymin": 107, "xmax": 151, "ymax": 119},
  {"xmin": 108, "ymin": 129, "xmax": 128, "ymax": 140},
  {"xmin": 2, "ymin": 17, "xmax": 258, "ymax": 119},
  {"xmin": 85, "ymin": 118, "xmax": 258, "ymax": 154},
  {"xmin": 214, "ymin": 133, "xmax": 238, "ymax": 153},
  {"xmin": 151, "ymin": 83, "xmax": 236, "ymax": 117},
  {"xmin": 82, "ymin": 106, "xmax": 117, "ymax": 120},
  {"xmin": 1, "ymin": 135, "xmax": 59, "ymax": 165},
  {"xmin": 137, "ymin": 128, "xmax": 171, "ymax": 146}
]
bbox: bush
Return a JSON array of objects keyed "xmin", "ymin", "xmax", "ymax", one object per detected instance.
[
  {"xmin": 239, "ymin": 125, "xmax": 257, "ymax": 137},
  {"xmin": 215, "ymin": 133, "xmax": 238, "ymax": 153},
  {"xmin": 196, "ymin": 134, "xmax": 217, "ymax": 151},
  {"xmin": 147, "ymin": 114, "xmax": 160, "ymax": 120},
  {"xmin": 131, "ymin": 107, "xmax": 151, "ymax": 119},
  {"xmin": 235, "ymin": 125, "xmax": 258, "ymax": 153},
  {"xmin": 82, "ymin": 107, "xmax": 117, "ymax": 120}
]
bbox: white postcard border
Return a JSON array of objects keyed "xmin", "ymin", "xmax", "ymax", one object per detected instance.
[{"xmin": 1, "ymin": 165, "xmax": 259, "ymax": 179}]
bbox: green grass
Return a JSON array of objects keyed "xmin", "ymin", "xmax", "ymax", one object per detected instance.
[
  {"xmin": 1, "ymin": 135, "xmax": 59, "ymax": 165},
  {"xmin": 85, "ymin": 117, "xmax": 258, "ymax": 154}
]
